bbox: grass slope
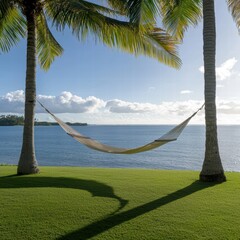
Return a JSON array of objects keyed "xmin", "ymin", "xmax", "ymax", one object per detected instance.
[{"xmin": 0, "ymin": 166, "xmax": 240, "ymax": 240}]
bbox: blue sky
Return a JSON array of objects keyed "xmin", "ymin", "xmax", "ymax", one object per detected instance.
[{"xmin": 1, "ymin": 1, "xmax": 240, "ymax": 124}]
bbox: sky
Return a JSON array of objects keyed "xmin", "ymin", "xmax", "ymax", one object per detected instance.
[{"xmin": 1, "ymin": 1, "xmax": 240, "ymax": 125}]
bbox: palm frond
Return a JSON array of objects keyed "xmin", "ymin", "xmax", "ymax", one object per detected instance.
[
  {"xmin": 111, "ymin": 26, "xmax": 181, "ymax": 68},
  {"xmin": 106, "ymin": 0, "xmax": 128, "ymax": 15},
  {"xmin": 0, "ymin": 1, "xmax": 26, "ymax": 52},
  {"xmin": 36, "ymin": 12, "xmax": 63, "ymax": 70},
  {"xmin": 101, "ymin": 20, "xmax": 181, "ymax": 68},
  {"xmin": 45, "ymin": 0, "xmax": 180, "ymax": 68},
  {"xmin": 0, "ymin": 0, "xmax": 11, "ymax": 13},
  {"xmin": 72, "ymin": 0, "xmax": 123, "ymax": 16},
  {"xmin": 160, "ymin": 0, "xmax": 202, "ymax": 40},
  {"xmin": 45, "ymin": 0, "xmax": 130, "ymax": 38},
  {"xmin": 143, "ymin": 27, "xmax": 181, "ymax": 68},
  {"xmin": 46, "ymin": 0, "xmax": 122, "ymax": 23},
  {"xmin": 125, "ymin": 0, "xmax": 160, "ymax": 25},
  {"xmin": 227, "ymin": 0, "xmax": 240, "ymax": 29}
]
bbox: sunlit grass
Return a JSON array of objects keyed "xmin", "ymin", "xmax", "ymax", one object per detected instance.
[{"xmin": 0, "ymin": 166, "xmax": 239, "ymax": 240}]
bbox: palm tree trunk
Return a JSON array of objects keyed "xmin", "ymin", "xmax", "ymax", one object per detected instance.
[
  {"xmin": 17, "ymin": 12, "xmax": 39, "ymax": 175},
  {"xmin": 199, "ymin": 0, "xmax": 225, "ymax": 182}
]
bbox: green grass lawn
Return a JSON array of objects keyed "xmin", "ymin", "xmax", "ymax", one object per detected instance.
[{"xmin": 0, "ymin": 166, "xmax": 240, "ymax": 240}]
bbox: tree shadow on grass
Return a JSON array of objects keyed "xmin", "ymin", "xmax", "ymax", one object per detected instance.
[
  {"xmin": 0, "ymin": 175, "xmax": 128, "ymax": 212},
  {"xmin": 57, "ymin": 180, "xmax": 216, "ymax": 240}
]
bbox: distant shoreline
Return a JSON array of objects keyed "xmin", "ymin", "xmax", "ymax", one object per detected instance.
[
  {"xmin": 0, "ymin": 115, "xmax": 87, "ymax": 126},
  {"xmin": 35, "ymin": 122, "xmax": 87, "ymax": 126},
  {"xmin": 0, "ymin": 122, "xmax": 87, "ymax": 126}
]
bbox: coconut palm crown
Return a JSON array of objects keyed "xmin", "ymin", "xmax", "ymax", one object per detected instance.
[{"xmin": 0, "ymin": 0, "xmax": 181, "ymax": 174}]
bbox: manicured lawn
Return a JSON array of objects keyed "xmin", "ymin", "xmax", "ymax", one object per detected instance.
[{"xmin": 0, "ymin": 166, "xmax": 240, "ymax": 240}]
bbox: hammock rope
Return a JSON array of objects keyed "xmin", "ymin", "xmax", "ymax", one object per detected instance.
[{"xmin": 38, "ymin": 101, "xmax": 204, "ymax": 154}]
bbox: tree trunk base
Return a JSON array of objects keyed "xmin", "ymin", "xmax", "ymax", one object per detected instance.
[
  {"xmin": 199, "ymin": 173, "xmax": 226, "ymax": 183},
  {"xmin": 17, "ymin": 165, "xmax": 39, "ymax": 175}
]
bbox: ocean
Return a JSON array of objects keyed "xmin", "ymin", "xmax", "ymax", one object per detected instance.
[{"xmin": 0, "ymin": 125, "xmax": 240, "ymax": 171}]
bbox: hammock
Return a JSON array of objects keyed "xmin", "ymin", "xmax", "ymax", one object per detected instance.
[{"xmin": 38, "ymin": 101, "xmax": 204, "ymax": 154}]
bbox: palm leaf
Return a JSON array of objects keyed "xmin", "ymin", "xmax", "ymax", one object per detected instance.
[
  {"xmin": 160, "ymin": 0, "xmax": 202, "ymax": 40},
  {"xmin": 68, "ymin": 0, "xmax": 122, "ymax": 15},
  {"xmin": 46, "ymin": 0, "xmax": 122, "ymax": 26},
  {"xmin": 125, "ymin": 0, "xmax": 160, "ymax": 25},
  {"xmin": 143, "ymin": 27, "xmax": 181, "ymax": 68},
  {"xmin": 227, "ymin": 0, "xmax": 240, "ymax": 29},
  {"xmin": 0, "ymin": 1, "xmax": 26, "ymax": 52},
  {"xmin": 96, "ymin": 21, "xmax": 181, "ymax": 67},
  {"xmin": 106, "ymin": 0, "xmax": 128, "ymax": 15},
  {"xmin": 46, "ymin": 0, "xmax": 180, "ymax": 68},
  {"xmin": 36, "ymin": 12, "xmax": 63, "ymax": 70}
]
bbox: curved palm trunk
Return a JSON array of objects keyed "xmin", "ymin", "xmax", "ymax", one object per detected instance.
[
  {"xmin": 199, "ymin": 0, "xmax": 225, "ymax": 182},
  {"xmin": 17, "ymin": 12, "xmax": 39, "ymax": 175}
]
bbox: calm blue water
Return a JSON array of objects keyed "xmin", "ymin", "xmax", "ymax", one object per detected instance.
[{"xmin": 0, "ymin": 125, "xmax": 240, "ymax": 171}]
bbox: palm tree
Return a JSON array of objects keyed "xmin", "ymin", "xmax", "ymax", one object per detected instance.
[
  {"xmin": 0, "ymin": 0, "xmax": 181, "ymax": 175},
  {"xmin": 133, "ymin": 0, "xmax": 240, "ymax": 182},
  {"xmin": 200, "ymin": 0, "xmax": 240, "ymax": 182},
  {"xmin": 161, "ymin": 0, "xmax": 240, "ymax": 182},
  {"xmin": 199, "ymin": 0, "xmax": 225, "ymax": 182}
]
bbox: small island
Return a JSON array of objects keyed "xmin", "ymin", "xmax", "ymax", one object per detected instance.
[
  {"xmin": 0, "ymin": 115, "xmax": 87, "ymax": 126},
  {"xmin": 35, "ymin": 121, "xmax": 87, "ymax": 126}
]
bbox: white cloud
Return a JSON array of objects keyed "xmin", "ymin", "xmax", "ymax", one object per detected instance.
[
  {"xmin": 199, "ymin": 57, "xmax": 238, "ymax": 81},
  {"xmin": 106, "ymin": 99, "xmax": 157, "ymax": 113},
  {"xmin": 217, "ymin": 100, "xmax": 240, "ymax": 115},
  {"xmin": 1, "ymin": 90, "xmax": 240, "ymax": 124},
  {"xmin": 0, "ymin": 91, "xmax": 105, "ymax": 114},
  {"xmin": 217, "ymin": 84, "xmax": 224, "ymax": 88},
  {"xmin": 0, "ymin": 90, "xmax": 25, "ymax": 113},
  {"xmin": 180, "ymin": 90, "xmax": 192, "ymax": 94},
  {"xmin": 37, "ymin": 91, "xmax": 105, "ymax": 113},
  {"xmin": 216, "ymin": 58, "xmax": 238, "ymax": 80}
]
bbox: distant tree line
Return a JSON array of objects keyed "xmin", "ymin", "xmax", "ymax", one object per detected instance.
[
  {"xmin": 0, "ymin": 115, "xmax": 87, "ymax": 126},
  {"xmin": 0, "ymin": 115, "xmax": 24, "ymax": 126}
]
